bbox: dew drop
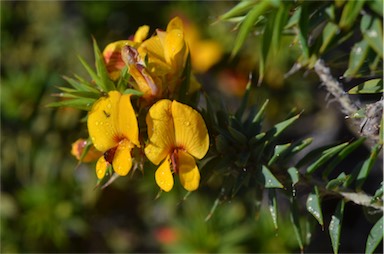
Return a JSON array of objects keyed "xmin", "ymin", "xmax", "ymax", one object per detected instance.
[{"xmin": 184, "ymin": 121, "xmax": 191, "ymax": 126}]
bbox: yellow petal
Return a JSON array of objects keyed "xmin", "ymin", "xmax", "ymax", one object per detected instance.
[
  {"xmin": 117, "ymin": 94, "xmax": 140, "ymax": 147},
  {"xmin": 139, "ymin": 35, "xmax": 172, "ymax": 76},
  {"xmin": 112, "ymin": 139, "xmax": 134, "ymax": 176},
  {"xmin": 87, "ymin": 91, "xmax": 121, "ymax": 152},
  {"xmin": 164, "ymin": 28, "xmax": 186, "ymax": 68},
  {"xmin": 134, "ymin": 25, "xmax": 150, "ymax": 43},
  {"xmin": 177, "ymin": 150, "xmax": 200, "ymax": 191},
  {"xmin": 145, "ymin": 99, "xmax": 175, "ymax": 165},
  {"xmin": 103, "ymin": 40, "xmax": 134, "ymax": 80},
  {"xmin": 155, "ymin": 156, "xmax": 174, "ymax": 192},
  {"xmin": 96, "ymin": 156, "xmax": 108, "ymax": 179},
  {"xmin": 167, "ymin": 17, "xmax": 184, "ymax": 32},
  {"xmin": 172, "ymin": 101, "xmax": 209, "ymax": 159}
]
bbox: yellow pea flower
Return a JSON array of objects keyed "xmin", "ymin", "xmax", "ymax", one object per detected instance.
[
  {"xmin": 103, "ymin": 25, "xmax": 150, "ymax": 80},
  {"xmin": 71, "ymin": 138, "xmax": 103, "ymax": 163},
  {"xmin": 139, "ymin": 17, "xmax": 195, "ymax": 96},
  {"xmin": 145, "ymin": 99, "xmax": 209, "ymax": 192},
  {"xmin": 87, "ymin": 91, "xmax": 140, "ymax": 179}
]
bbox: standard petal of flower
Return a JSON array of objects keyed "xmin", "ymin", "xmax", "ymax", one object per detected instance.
[
  {"xmin": 155, "ymin": 156, "xmax": 174, "ymax": 192},
  {"xmin": 145, "ymin": 99, "xmax": 175, "ymax": 165},
  {"xmin": 87, "ymin": 91, "xmax": 121, "ymax": 152},
  {"xmin": 112, "ymin": 139, "xmax": 133, "ymax": 176},
  {"xmin": 134, "ymin": 25, "xmax": 150, "ymax": 43},
  {"xmin": 139, "ymin": 36, "xmax": 172, "ymax": 76},
  {"xmin": 167, "ymin": 17, "xmax": 184, "ymax": 32},
  {"xmin": 117, "ymin": 94, "xmax": 140, "ymax": 147},
  {"xmin": 177, "ymin": 150, "xmax": 200, "ymax": 191},
  {"xmin": 172, "ymin": 101, "xmax": 209, "ymax": 159},
  {"xmin": 96, "ymin": 156, "xmax": 108, "ymax": 179}
]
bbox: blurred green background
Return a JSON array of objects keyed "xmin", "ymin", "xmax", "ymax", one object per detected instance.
[{"xmin": 1, "ymin": 1, "xmax": 381, "ymax": 253}]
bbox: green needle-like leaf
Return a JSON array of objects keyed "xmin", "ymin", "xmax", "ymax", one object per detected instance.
[
  {"xmin": 322, "ymin": 137, "xmax": 365, "ymax": 179},
  {"xmin": 297, "ymin": 4, "xmax": 309, "ymax": 58},
  {"xmin": 47, "ymin": 98, "xmax": 96, "ymax": 111},
  {"xmin": 306, "ymin": 186, "xmax": 324, "ymax": 227},
  {"xmin": 361, "ymin": 16, "xmax": 383, "ymax": 57},
  {"xmin": 329, "ymin": 199, "xmax": 345, "ymax": 254},
  {"xmin": 326, "ymin": 172, "xmax": 348, "ymax": 190},
  {"xmin": 365, "ymin": 216, "xmax": 384, "ymax": 254},
  {"xmin": 348, "ymin": 79, "xmax": 383, "ymax": 94},
  {"xmin": 231, "ymin": 0, "xmax": 272, "ymax": 58},
  {"xmin": 288, "ymin": 167, "xmax": 300, "ymax": 187},
  {"xmin": 259, "ymin": 165, "xmax": 283, "ymax": 188},
  {"xmin": 339, "ymin": 0, "xmax": 366, "ymax": 31},
  {"xmin": 268, "ymin": 189, "xmax": 278, "ymax": 230},
  {"xmin": 219, "ymin": 0, "xmax": 258, "ymax": 21},
  {"xmin": 306, "ymin": 142, "xmax": 349, "ymax": 174},
  {"xmin": 290, "ymin": 197, "xmax": 304, "ymax": 251},
  {"xmin": 268, "ymin": 143, "xmax": 291, "ymax": 166},
  {"xmin": 356, "ymin": 144, "xmax": 382, "ymax": 191},
  {"xmin": 267, "ymin": 113, "xmax": 301, "ymax": 141},
  {"xmin": 343, "ymin": 40, "xmax": 370, "ymax": 78},
  {"xmin": 92, "ymin": 38, "xmax": 115, "ymax": 91}
]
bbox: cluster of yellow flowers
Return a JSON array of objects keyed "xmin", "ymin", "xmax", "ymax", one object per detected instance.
[{"xmin": 71, "ymin": 17, "xmax": 219, "ymax": 192}]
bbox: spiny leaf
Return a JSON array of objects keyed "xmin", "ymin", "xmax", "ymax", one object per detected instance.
[
  {"xmin": 306, "ymin": 186, "xmax": 324, "ymax": 227},
  {"xmin": 56, "ymin": 87, "xmax": 100, "ymax": 99},
  {"xmin": 267, "ymin": 113, "xmax": 301, "ymax": 141},
  {"xmin": 322, "ymin": 137, "xmax": 366, "ymax": 179},
  {"xmin": 231, "ymin": 0, "xmax": 272, "ymax": 58},
  {"xmin": 339, "ymin": 0, "xmax": 366, "ymax": 31},
  {"xmin": 319, "ymin": 22, "xmax": 340, "ymax": 54},
  {"xmin": 297, "ymin": 4, "xmax": 309, "ymax": 58},
  {"xmin": 329, "ymin": 199, "xmax": 345, "ymax": 254},
  {"xmin": 343, "ymin": 39, "xmax": 370, "ymax": 78},
  {"xmin": 260, "ymin": 165, "xmax": 283, "ymax": 188},
  {"xmin": 365, "ymin": 216, "xmax": 383, "ymax": 254},
  {"xmin": 361, "ymin": 16, "xmax": 383, "ymax": 57},
  {"xmin": 356, "ymin": 144, "xmax": 382, "ymax": 191},
  {"xmin": 268, "ymin": 143, "xmax": 291, "ymax": 166},
  {"xmin": 62, "ymin": 75, "xmax": 100, "ymax": 93},
  {"xmin": 306, "ymin": 142, "xmax": 349, "ymax": 174},
  {"xmin": 47, "ymin": 98, "xmax": 96, "ymax": 111},
  {"xmin": 78, "ymin": 56, "xmax": 103, "ymax": 91},
  {"xmin": 290, "ymin": 197, "xmax": 304, "ymax": 251},
  {"xmin": 123, "ymin": 89, "xmax": 144, "ymax": 97},
  {"xmin": 219, "ymin": 0, "xmax": 258, "ymax": 21},
  {"xmin": 371, "ymin": 182, "xmax": 383, "ymax": 204},
  {"xmin": 251, "ymin": 99, "xmax": 269, "ymax": 124},
  {"xmin": 288, "ymin": 167, "xmax": 300, "ymax": 187},
  {"xmin": 92, "ymin": 38, "xmax": 115, "ymax": 91},
  {"xmin": 348, "ymin": 79, "xmax": 383, "ymax": 94},
  {"xmin": 268, "ymin": 189, "xmax": 278, "ymax": 230},
  {"xmin": 326, "ymin": 172, "xmax": 348, "ymax": 190}
]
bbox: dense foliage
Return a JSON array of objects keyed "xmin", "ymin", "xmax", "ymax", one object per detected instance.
[{"xmin": 1, "ymin": 1, "xmax": 382, "ymax": 253}]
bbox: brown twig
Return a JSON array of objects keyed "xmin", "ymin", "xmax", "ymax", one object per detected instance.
[{"xmin": 314, "ymin": 59, "xmax": 382, "ymax": 149}]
